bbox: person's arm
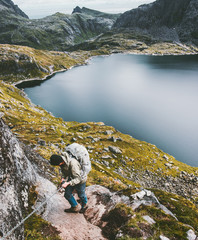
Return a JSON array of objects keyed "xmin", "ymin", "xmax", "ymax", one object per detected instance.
[
  {"xmin": 60, "ymin": 165, "xmax": 69, "ymax": 182},
  {"xmin": 69, "ymin": 160, "xmax": 82, "ymax": 186}
]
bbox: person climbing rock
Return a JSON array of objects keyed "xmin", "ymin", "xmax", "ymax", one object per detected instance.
[{"xmin": 50, "ymin": 143, "xmax": 91, "ymax": 214}]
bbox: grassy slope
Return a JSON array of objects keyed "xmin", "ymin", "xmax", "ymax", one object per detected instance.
[
  {"xmin": 0, "ymin": 78, "xmax": 198, "ymax": 239},
  {"xmin": 0, "ymin": 44, "xmax": 89, "ymax": 83},
  {"xmin": 0, "ymin": 42, "xmax": 198, "ymax": 239}
]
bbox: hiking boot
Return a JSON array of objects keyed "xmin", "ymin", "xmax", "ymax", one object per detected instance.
[
  {"xmin": 79, "ymin": 204, "xmax": 88, "ymax": 214},
  {"xmin": 64, "ymin": 205, "xmax": 79, "ymax": 213}
]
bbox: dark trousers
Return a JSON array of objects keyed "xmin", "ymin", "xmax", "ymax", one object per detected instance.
[{"xmin": 64, "ymin": 182, "xmax": 87, "ymax": 208}]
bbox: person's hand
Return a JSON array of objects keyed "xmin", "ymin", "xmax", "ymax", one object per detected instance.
[
  {"xmin": 61, "ymin": 181, "xmax": 70, "ymax": 188},
  {"xmin": 61, "ymin": 178, "xmax": 66, "ymax": 183}
]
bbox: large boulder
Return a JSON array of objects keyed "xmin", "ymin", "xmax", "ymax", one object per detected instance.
[{"xmin": 0, "ymin": 117, "xmax": 36, "ymax": 239}]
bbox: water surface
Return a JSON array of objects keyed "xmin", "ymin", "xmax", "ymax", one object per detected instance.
[{"xmin": 19, "ymin": 54, "xmax": 198, "ymax": 167}]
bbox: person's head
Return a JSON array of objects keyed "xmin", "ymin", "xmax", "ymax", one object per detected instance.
[{"xmin": 50, "ymin": 154, "xmax": 65, "ymax": 166}]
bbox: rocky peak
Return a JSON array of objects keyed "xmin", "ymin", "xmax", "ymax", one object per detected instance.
[
  {"xmin": 114, "ymin": 0, "xmax": 198, "ymax": 45},
  {"xmin": 115, "ymin": 0, "xmax": 191, "ymax": 28},
  {"xmin": 72, "ymin": 6, "xmax": 82, "ymax": 14},
  {"xmin": 72, "ymin": 6, "xmax": 121, "ymax": 20},
  {"xmin": 0, "ymin": 0, "xmax": 28, "ymax": 18}
]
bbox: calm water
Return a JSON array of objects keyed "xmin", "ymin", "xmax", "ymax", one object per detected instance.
[{"xmin": 19, "ymin": 54, "xmax": 198, "ymax": 167}]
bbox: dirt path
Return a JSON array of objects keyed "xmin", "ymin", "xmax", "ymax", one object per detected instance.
[{"xmin": 35, "ymin": 178, "xmax": 106, "ymax": 240}]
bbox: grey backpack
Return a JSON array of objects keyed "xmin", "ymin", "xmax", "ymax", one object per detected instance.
[{"xmin": 65, "ymin": 143, "xmax": 91, "ymax": 177}]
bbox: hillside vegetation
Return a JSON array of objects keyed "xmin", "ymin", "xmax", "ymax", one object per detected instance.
[
  {"xmin": 0, "ymin": 78, "xmax": 198, "ymax": 239},
  {"xmin": 0, "ymin": 79, "xmax": 198, "ymax": 198}
]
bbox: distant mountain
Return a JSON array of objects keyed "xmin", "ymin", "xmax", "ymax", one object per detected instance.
[
  {"xmin": 0, "ymin": 1, "xmax": 119, "ymax": 51},
  {"xmin": 72, "ymin": 6, "xmax": 121, "ymax": 20},
  {"xmin": 114, "ymin": 0, "xmax": 198, "ymax": 46},
  {"xmin": 0, "ymin": 0, "xmax": 28, "ymax": 18},
  {"xmin": 0, "ymin": 0, "xmax": 197, "ymax": 51}
]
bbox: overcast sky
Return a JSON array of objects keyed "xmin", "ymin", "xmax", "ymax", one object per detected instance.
[{"xmin": 14, "ymin": 0, "xmax": 154, "ymax": 19}]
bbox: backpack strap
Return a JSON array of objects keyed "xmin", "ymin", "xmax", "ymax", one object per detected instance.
[{"xmin": 66, "ymin": 150, "xmax": 78, "ymax": 161}]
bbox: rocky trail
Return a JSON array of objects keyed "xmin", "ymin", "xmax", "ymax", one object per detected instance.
[
  {"xmin": 35, "ymin": 179, "xmax": 106, "ymax": 240},
  {"xmin": 0, "ymin": 116, "xmax": 105, "ymax": 240}
]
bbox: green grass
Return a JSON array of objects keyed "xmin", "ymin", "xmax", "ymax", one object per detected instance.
[{"xmin": 0, "ymin": 58, "xmax": 198, "ymax": 239}]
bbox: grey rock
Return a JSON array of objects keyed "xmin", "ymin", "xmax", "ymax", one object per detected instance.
[
  {"xmin": 187, "ymin": 229, "xmax": 197, "ymax": 240},
  {"xmin": 87, "ymin": 146, "xmax": 94, "ymax": 150},
  {"xmin": 104, "ymin": 130, "xmax": 114, "ymax": 135},
  {"xmin": 102, "ymin": 160, "xmax": 110, "ymax": 166},
  {"xmin": 87, "ymin": 136, "xmax": 100, "ymax": 142},
  {"xmin": 121, "ymin": 159, "xmax": 126, "ymax": 165},
  {"xmin": 143, "ymin": 215, "xmax": 156, "ymax": 224},
  {"xmin": 0, "ymin": 112, "xmax": 4, "ymax": 118},
  {"xmin": 84, "ymin": 185, "xmax": 130, "ymax": 226},
  {"xmin": 160, "ymin": 236, "xmax": 170, "ymax": 240},
  {"xmin": 0, "ymin": 118, "xmax": 38, "ymax": 238},
  {"xmin": 108, "ymin": 136, "xmax": 123, "ymax": 142},
  {"xmin": 38, "ymin": 140, "xmax": 46, "ymax": 146},
  {"xmin": 108, "ymin": 146, "xmax": 122, "ymax": 154},
  {"xmin": 78, "ymin": 136, "xmax": 84, "ymax": 140},
  {"xmin": 103, "ymin": 147, "xmax": 109, "ymax": 152},
  {"xmin": 163, "ymin": 155, "xmax": 169, "ymax": 160},
  {"xmin": 165, "ymin": 163, "xmax": 173, "ymax": 168},
  {"xmin": 131, "ymin": 189, "xmax": 178, "ymax": 220},
  {"xmin": 108, "ymin": 136, "xmax": 117, "ymax": 142},
  {"xmin": 101, "ymin": 155, "xmax": 112, "ymax": 159}
]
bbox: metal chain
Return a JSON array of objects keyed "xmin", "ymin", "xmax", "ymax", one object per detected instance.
[{"xmin": 0, "ymin": 186, "xmax": 63, "ymax": 240}]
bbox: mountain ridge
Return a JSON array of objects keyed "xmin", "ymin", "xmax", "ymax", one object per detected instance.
[
  {"xmin": 0, "ymin": 0, "xmax": 28, "ymax": 18},
  {"xmin": 0, "ymin": 0, "xmax": 198, "ymax": 51},
  {"xmin": 0, "ymin": 2, "xmax": 118, "ymax": 51},
  {"xmin": 72, "ymin": 6, "xmax": 121, "ymax": 20},
  {"xmin": 113, "ymin": 0, "xmax": 198, "ymax": 45}
]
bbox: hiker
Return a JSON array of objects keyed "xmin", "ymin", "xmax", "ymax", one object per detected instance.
[{"xmin": 50, "ymin": 143, "xmax": 91, "ymax": 213}]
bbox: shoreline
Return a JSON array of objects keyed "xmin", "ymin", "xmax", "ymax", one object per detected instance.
[{"xmin": 13, "ymin": 46, "xmax": 198, "ymax": 87}]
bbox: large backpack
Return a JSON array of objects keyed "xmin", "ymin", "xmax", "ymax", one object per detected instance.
[{"xmin": 65, "ymin": 143, "xmax": 91, "ymax": 178}]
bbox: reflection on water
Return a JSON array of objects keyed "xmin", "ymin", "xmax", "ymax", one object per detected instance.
[{"xmin": 18, "ymin": 54, "xmax": 198, "ymax": 167}]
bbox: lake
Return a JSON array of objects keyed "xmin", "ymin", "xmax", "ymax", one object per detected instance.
[{"xmin": 18, "ymin": 54, "xmax": 198, "ymax": 167}]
